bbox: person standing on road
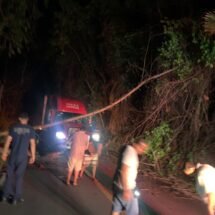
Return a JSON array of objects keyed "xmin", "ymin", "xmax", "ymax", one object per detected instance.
[
  {"xmin": 1, "ymin": 113, "xmax": 36, "ymax": 205},
  {"xmin": 184, "ymin": 162, "xmax": 215, "ymax": 215},
  {"xmin": 66, "ymin": 125, "xmax": 89, "ymax": 186},
  {"xmin": 79, "ymin": 138, "xmax": 103, "ymax": 181},
  {"xmin": 111, "ymin": 137, "xmax": 149, "ymax": 215}
]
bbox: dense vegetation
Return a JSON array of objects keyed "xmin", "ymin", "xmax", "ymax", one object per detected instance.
[{"xmin": 0, "ymin": 0, "xmax": 215, "ymax": 176}]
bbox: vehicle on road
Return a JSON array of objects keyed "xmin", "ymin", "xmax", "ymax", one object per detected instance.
[{"xmin": 37, "ymin": 95, "xmax": 100, "ymax": 155}]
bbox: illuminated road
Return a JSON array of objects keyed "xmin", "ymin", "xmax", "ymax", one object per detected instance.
[{"xmin": 0, "ymin": 166, "xmax": 111, "ymax": 215}]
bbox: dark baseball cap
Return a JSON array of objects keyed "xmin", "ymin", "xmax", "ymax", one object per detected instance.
[{"xmin": 19, "ymin": 112, "xmax": 29, "ymax": 119}]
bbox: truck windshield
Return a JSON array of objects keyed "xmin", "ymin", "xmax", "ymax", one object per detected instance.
[{"xmin": 54, "ymin": 112, "xmax": 86, "ymax": 124}]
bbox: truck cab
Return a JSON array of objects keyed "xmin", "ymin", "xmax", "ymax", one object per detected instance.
[{"xmin": 37, "ymin": 96, "xmax": 90, "ymax": 155}]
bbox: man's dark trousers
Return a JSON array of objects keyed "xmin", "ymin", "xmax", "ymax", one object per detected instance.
[{"xmin": 3, "ymin": 159, "xmax": 27, "ymax": 200}]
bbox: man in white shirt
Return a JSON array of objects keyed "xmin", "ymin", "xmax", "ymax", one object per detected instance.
[
  {"xmin": 111, "ymin": 138, "xmax": 148, "ymax": 215},
  {"xmin": 184, "ymin": 162, "xmax": 215, "ymax": 215}
]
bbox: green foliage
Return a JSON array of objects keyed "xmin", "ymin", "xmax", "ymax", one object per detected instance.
[
  {"xmin": 145, "ymin": 122, "xmax": 172, "ymax": 170},
  {"xmin": 167, "ymin": 153, "xmax": 181, "ymax": 173},
  {"xmin": 192, "ymin": 29, "xmax": 215, "ymax": 68},
  {"xmin": 159, "ymin": 20, "xmax": 192, "ymax": 79},
  {"xmin": 159, "ymin": 19, "xmax": 215, "ymax": 77}
]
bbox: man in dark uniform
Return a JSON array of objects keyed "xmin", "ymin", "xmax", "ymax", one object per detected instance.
[{"xmin": 1, "ymin": 113, "xmax": 36, "ymax": 205}]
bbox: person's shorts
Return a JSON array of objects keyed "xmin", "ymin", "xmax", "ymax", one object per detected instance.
[
  {"xmin": 112, "ymin": 186, "xmax": 139, "ymax": 215},
  {"xmin": 83, "ymin": 154, "xmax": 98, "ymax": 167},
  {"xmin": 68, "ymin": 158, "xmax": 83, "ymax": 171}
]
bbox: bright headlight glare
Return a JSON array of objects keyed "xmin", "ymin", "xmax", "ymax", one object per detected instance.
[
  {"xmin": 56, "ymin": 131, "xmax": 66, "ymax": 140},
  {"xmin": 92, "ymin": 132, "xmax": 100, "ymax": 142},
  {"xmin": 134, "ymin": 190, "xmax": 140, "ymax": 197}
]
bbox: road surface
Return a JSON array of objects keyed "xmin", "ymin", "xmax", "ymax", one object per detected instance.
[{"xmin": 0, "ymin": 166, "xmax": 111, "ymax": 215}]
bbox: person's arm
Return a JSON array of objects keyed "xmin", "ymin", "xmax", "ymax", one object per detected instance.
[
  {"xmin": 29, "ymin": 138, "xmax": 36, "ymax": 164},
  {"xmin": 207, "ymin": 193, "xmax": 215, "ymax": 215},
  {"xmin": 1, "ymin": 136, "xmax": 12, "ymax": 161},
  {"xmin": 97, "ymin": 143, "xmax": 103, "ymax": 156},
  {"xmin": 120, "ymin": 163, "xmax": 133, "ymax": 201},
  {"xmin": 86, "ymin": 141, "xmax": 90, "ymax": 150},
  {"xmin": 85, "ymin": 135, "xmax": 90, "ymax": 150}
]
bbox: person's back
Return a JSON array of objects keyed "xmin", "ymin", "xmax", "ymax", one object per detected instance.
[
  {"xmin": 67, "ymin": 126, "xmax": 89, "ymax": 186},
  {"xmin": 1, "ymin": 112, "xmax": 36, "ymax": 204},
  {"xmin": 113, "ymin": 144, "xmax": 132, "ymax": 188},
  {"xmin": 115, "ymin": 145, "xmax": 139, "ymax": 190},
  {"xmin": 9, "ymin": 123, "xmax": 35, "ymax": 162},
  {"xmin": 70, "ymin": 130, "xmax": 89, "ymax": 159}
]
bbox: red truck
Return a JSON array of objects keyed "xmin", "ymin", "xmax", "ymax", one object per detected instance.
[{"xmin": 37, "ymin": 95, "xmax": 100, "ymax": 155}]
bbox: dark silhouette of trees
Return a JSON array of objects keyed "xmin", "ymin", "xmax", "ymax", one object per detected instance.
[{"xmin": 1, "ymin": 0, "xmax": 215, "ymax": 174}]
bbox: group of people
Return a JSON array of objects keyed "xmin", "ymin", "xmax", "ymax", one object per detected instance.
[
  {"xmin": 63, "ymin": 129, "xmax": 153, "ymax": 215},
  {"xmin": 112, "ymin": 137, "xmax": 215, "ymax": 215},
  {"xmin": 66, "ymin": 125, "xmax": 103, "ymax": 186},
  {"xmin": 0, "ymin": 113, "xmax": 103, "ymax": 205},
  {"xmin": 0, "ymin": 112, "xmax": 215, "ymax": 215}
]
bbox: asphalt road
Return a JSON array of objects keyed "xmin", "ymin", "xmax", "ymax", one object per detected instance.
[{"xmin": 0, "ymin": 166, "xmax": 111, "ymax": 215}]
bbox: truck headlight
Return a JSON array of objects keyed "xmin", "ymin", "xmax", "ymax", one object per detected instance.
[
  {"xmin": 56, "ymin": 131, "xmax": 66, "ymax": 140},
  {"xmin": 134, "ymin": 189, "xmax": 140, "ymax": 197},
  {"xmin": 91, "ymin": 132, "xmax": 100, "ymax": 142}
]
